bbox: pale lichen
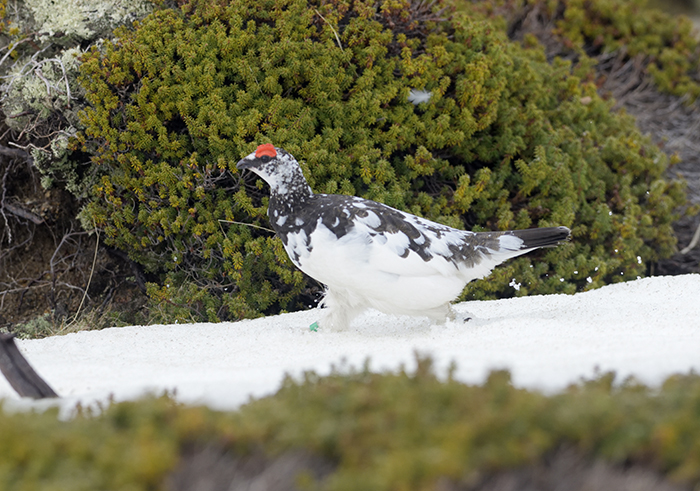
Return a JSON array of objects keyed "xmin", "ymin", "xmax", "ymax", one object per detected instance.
[
  {"xmin": 2, "ymin": 47, "xmax": 82, "ymax": 127},
  {"xmin": 0, "ymin": 0, "xmax": 154, "ymax": 196},
  {"xmin": 26, "ymin": 0, "xmax": 153, "ymax": 41}
]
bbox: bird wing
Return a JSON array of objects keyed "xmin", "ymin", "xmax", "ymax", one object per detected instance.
[{"xmin": 318, "ymin": 195, "xmax": 509, "ymax": 279}]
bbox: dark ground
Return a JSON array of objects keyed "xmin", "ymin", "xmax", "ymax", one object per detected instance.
[
  {"xmin": 165, "ymin": 444, "xmax": 690, "ymax": 491},
  {"xmin": 0, "ymin": 163, "xmax": 147, "ymax": 332}
]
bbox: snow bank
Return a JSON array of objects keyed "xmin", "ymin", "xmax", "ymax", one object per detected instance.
[{"xmin": 1, "ymin": 275, "xmax": 699, "ymax": 412}]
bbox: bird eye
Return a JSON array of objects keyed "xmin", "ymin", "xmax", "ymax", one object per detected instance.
[{"xmin": 259, "ymin": 155, "xmax": 271, "ymax": 163}]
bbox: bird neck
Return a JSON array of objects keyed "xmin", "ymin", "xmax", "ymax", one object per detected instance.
[{"xmin": 269, "ymin": 183, "xmax": 313, "ymax": 215}]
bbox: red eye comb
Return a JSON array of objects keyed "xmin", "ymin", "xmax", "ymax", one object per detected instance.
[{"xmin": 255, "ymin": 144, "xmax": 277, "ymax": 158}]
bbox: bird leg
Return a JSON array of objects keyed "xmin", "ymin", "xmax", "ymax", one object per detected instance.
[{"xmin": 318, "ymin": 287, "xmax": 365, "ymax": 331}]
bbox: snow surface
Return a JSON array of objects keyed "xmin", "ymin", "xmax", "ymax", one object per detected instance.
[{"xmin": 1, "ymin": 275, "xmax": 699, "ymax": 414}]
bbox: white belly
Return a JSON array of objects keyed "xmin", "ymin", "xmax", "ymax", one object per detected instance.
[{"xmin": 285, "ymin": 224, "xmax": 467, "ymax": 315}]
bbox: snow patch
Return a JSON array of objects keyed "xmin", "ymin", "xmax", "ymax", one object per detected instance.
[{"xmin": 1, "ymin": 275, "xmax": 699, "ymax": 415}]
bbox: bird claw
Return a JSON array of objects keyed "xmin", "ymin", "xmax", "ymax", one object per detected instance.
[{"xmin": 446, "ymin": 306, "xmax": 472, "ymax": 323}]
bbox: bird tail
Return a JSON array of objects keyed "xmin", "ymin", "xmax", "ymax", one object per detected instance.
[
  {"xmin": 454, "ymin": 226, "xmax": 570, "ymax": 282},
  {"xmin": 470, "ymin": 226, "xmax": 571, "ymax": 258},
  {"xmin": 508, "ymin": 226, "xmax": 571, "ymax": 250}
]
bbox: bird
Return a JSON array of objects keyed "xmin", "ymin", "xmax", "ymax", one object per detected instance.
[{"xmin": 237, "ymin": 144, "xmax": 571, "ymax": 331}]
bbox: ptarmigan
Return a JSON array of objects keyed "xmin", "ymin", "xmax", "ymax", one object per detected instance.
[{"xmin": 237, "ymin": 144, "xmax": 571, "ymax": 331}]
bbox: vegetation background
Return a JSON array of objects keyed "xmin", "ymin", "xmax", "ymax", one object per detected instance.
[
  {"xmin": 0, "ymin": 0, "xmax": 699, "ymax": 489},
  {"xmin": 1, "ymin": 0, "xmax": 699, "ymax": 335}
]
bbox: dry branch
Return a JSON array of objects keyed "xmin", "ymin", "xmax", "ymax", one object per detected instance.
[
  {"xmin": 2, "ymin": 202, "xmax": 43, "ymax": 224},
  {"xmin": 0, "ymin": 144, "xmax": 31, "ymax": 160}
]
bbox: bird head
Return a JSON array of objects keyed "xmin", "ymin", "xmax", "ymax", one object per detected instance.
[{"xmin": 236, "ymin": 144, "xmax": 312, "ymax": 197}]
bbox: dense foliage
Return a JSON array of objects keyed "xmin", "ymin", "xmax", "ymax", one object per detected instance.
[
  {"xmin": 2, "ymin": 362, "xmax": 700, "ymax": 490},
  {"xmin": 466, "ymin": 0, "xmax": 700, "ymax": 100},
  {"xmin": 74, "ymin": 0, "xmax": 685, "ymax": 322}
]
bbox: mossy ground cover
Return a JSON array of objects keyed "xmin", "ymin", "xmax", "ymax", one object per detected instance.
[{"xmin": 1, "ymin": 359, "xmax": 700, "ymax": 490}]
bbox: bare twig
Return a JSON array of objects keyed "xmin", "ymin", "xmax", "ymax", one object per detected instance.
[
  {"xmin": 58, "ymin": 56, "xmax": 71, "ymax": 103},
  {"xmin": 314, "ymin": 9, "xmax": 344, "ymax": 51},
  {"xmin": 0, "ymin": 37, "xmax": 32, "ymax": 70},
  {"xmin": 680, "ymin": 220, "xmax": 700, "ymax": 255},
  {"xmin": 6, "ymin": 110, "xmax": 33, "ymax": 119},
  {"xmin": 218, "ymin": 219, "xmax": 275, "ymax": 234},
  {"xmin": 70, "ymin": 228, "xmax": 99, "ymax": 325},
  {"xmin": 0, "ymin": 164, "xmax": 12, "ymax": 242},
  {"xmin": 0, "ymin": 144, "xmax": 30, "ymax": 159},
  {"xmin": 2, "ymin": 202, "xmax": 43, "ymax": 224},
  {"xmin": 33, "ymin": 65, "xmax": 52, "ymax": 95}
]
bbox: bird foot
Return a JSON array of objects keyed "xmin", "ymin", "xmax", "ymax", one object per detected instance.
[
  {"xmin": 310, "ymin": 311, "xmax": 353, "ymax": 332},
  {"xmin": 446, "ymin": 306, "xmax": 472, "ymax": 323}
]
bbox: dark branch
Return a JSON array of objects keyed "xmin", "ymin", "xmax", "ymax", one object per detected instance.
[
  {"xmin": 2, "ymin": 202, "xmax": 44, "ymax": 224},
  {"xmin": 0, "ymin": 332, "xmax": 58, "ymax": 399},
  {"xmin": 0, "ymin": 144, "xmax": 31, "ymax": 161},
  {"xmin": 106, "ymin": 246, "xmax": 149, "ymax": 294}
]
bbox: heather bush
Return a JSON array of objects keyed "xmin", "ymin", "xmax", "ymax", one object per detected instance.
[{"xmin": 75, "ymin": 0, "xmax": 685, "ymax": 322}]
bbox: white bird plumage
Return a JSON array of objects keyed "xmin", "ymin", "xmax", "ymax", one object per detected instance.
[{"xmin": 237, "ymin": 144, "xmax": 571, "ymax": 331}]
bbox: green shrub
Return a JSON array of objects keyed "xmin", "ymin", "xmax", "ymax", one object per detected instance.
[
  {"xmin": 74, "ymin": 0, "xmax": 685, "ymax": 322},
  {"xmin": 466, "ymin": 0, "xmax": 700, "ymax": 100},
  {"xmin": 1, "ymin": 361, "xmax": 700, "ymax": 489},
  {"xmin": 549, "ymin": 0, "xmax": 700, "ymax": 99}
]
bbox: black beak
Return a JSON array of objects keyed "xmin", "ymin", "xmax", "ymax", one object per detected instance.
[{"xmin": 236, "ymin": 158, "xmax": 254, "ymax": 171}]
